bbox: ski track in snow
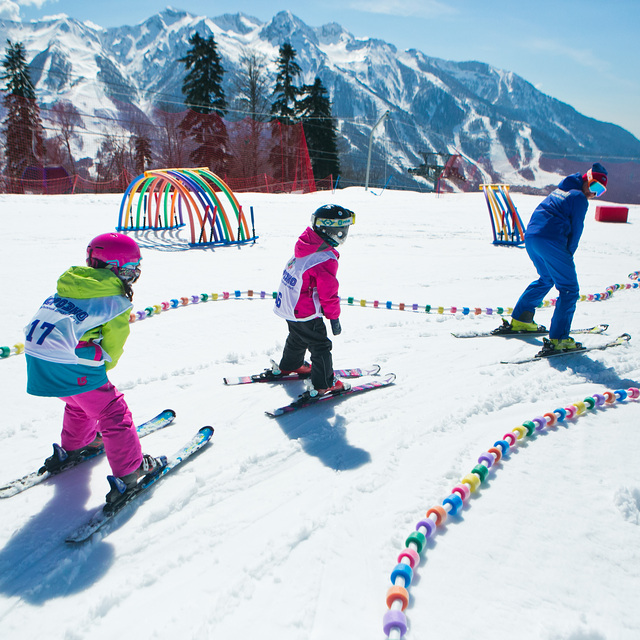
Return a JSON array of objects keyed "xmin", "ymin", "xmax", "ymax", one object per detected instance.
[{"xmin": 1, "ymin": 190, "xmax": 640, "ymax": 639}]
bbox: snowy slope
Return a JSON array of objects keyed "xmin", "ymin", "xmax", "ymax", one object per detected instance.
[{"xmin": 0, "ymin": 189, "xmax": 639, "ymax": 639}]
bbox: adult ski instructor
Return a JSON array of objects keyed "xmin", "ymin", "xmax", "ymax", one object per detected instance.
[{"xmin": 497, "ymin": 162, "xmax": 608, "ymax": 355}]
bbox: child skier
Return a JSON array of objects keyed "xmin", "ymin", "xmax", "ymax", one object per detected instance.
[
  {"xmin": 494, "ymin": 162, "xmax": 608, "ymax": 354},
  {"xmin": 273, "ymin": 204, "xmax": 355, "ymax": 398},
  {"xmin": 24, "ymin": 232, "xmax": 163, "ymax": 505}
]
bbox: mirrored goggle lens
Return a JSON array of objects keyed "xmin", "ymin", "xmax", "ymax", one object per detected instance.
[
  {"xmin": 589, "ymin": 180, "xmax": 606, "ymax": 197},
  {"xmin": 119, "ymin": 266, "xmax": 141, "ymax": 283}
]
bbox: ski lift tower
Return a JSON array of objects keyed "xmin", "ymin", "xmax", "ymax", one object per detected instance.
[{"xmin": 365, "ymin": 110, "xmax": 390, "ymax": 191}]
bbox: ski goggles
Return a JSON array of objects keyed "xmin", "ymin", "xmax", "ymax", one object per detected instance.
[
  {"xmin": 313, "ymin": 213, "xmax": 356, "ymax": 227},
  {"xmin": 586, "ymin": 169, "xmax": 607, "ymax": 197},
  {"xmin": 106, "ymin": 260, "xmax": 141, "ymax": 283},
  {"xmin": 588, "ymin": 180, "xmax": 607, "ymax": 197}
]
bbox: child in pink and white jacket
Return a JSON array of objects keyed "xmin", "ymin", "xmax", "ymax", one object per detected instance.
[{"xmin": 273, "ymin": 204, "xmax": 355, "ymax": 397}]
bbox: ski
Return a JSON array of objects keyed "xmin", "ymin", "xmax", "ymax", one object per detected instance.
[
  {"xmin": 65, "ymin": 426, "xmax": 214, "ymax": 544},
  {"xmin": 501, "ymin": 333, "xmax": 631, "ymax": 365},
  {"xmin": 224, "ymin": 364, "xmax": 381, "ymax": 385},
  {"xmin": 452, "ymin": 322, "xmax": 608, "ymax": 339},
  {"xmin": 266, "ymin": 373, "xmax": 396, "ymax": 417},
  {"xmin": 0, "ymin": 409, "xmax": 176, "ymax": 499}
]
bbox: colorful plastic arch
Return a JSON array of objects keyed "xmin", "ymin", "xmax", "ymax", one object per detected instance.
[
  {"xmin": 117, "ymin": 168, "xmax": 257, "ymax": 247},
  {"xmin": 480, "ymin": 183, "xmax": 525, "ymax": 246}
]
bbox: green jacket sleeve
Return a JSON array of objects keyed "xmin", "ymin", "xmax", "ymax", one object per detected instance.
[{"xmin": 101, "ymin": 309, "xmax": 131, "ymax": 371}]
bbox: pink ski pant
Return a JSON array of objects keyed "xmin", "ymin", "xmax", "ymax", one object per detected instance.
[{"xmin": 59, "ymin": 381, "xmax": 142, "ymax": 477}]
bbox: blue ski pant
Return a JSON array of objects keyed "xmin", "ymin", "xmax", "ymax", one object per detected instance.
[{"xmin": 512, "ymin": 235, "xmax": 580, "ymax": 340}]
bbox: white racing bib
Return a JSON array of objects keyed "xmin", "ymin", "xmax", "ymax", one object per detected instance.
[
  {"xmin": 24, "ymin": 294, "xmax": 131, "ymax": 365},
  {"xmin": 274, "ymin": 252, "xmax": 337, "ymax": 321}
]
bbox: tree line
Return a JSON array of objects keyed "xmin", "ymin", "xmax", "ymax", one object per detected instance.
[{"xmin": 0, "ymin": 35, "xmax": 340, "ymax": 185}]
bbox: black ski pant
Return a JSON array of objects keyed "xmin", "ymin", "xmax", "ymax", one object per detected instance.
[{"xmin": 279, "ymin": 317, "xmax": 334, "ymax": 389}]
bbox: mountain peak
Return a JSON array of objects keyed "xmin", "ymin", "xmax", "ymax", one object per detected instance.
[
  {"xmin": 259, "ymin": 10, "xmax": 318, "ymax": 47},
  {"xmin": 211, "ymin": 13, "xmax": 262, "ymax": 36}
]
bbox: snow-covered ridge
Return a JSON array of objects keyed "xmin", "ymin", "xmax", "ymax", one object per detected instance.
[{"xmin": 0, "ymin": 9, "xmax": 639, "ymax": 198}]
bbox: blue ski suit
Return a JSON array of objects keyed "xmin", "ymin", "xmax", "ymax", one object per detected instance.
[{"xmin": 512, "ymin": 173, "xmax": 589, "ymax": 339}]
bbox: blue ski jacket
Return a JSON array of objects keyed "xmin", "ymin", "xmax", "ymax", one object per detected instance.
[{"xmin": 524, "ymin": 173, "xmax": 588, "ymax": 254}]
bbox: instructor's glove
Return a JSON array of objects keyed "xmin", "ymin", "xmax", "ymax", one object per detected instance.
[{"xmin": 330, "ymin": 318, "xmax": 342, "ymax": 336}]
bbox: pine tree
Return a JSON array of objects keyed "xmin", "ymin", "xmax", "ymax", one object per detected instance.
[
  {"xmin": 299, "ymin": 77, "xmax": 340, "ymax": 180},
  {"xmin": 133, "ymin": 135, "xmax": 152, "ymax": 174},
  {"xmin": 179, "ymin": 32, "xmax": 229, "ymax": 173},
  {"xmin": 270, "ymin": 43, "xmax": 301, "ymax": 124},
  {"xmin": 269, "ymin": 43, "xmax": 303, "ymax": 187},
  {"xmin": 1, "ymin": 40, "xmax": 45, "ymax": 178}
]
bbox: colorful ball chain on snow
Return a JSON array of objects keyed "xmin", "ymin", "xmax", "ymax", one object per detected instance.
[
  {"xmin": 0, "ymin": 342, "xmax": 24, "ymax": 358},
  {"xmin": 123, "ymin": 274, "xmax": 640, "ymax": 323},
  {"xmin": 344, "ymin": 279, "xmax": 638, "ymax": 317},
  {"xmin": 382, "ymin": 386, "xmax": 640, "ymax": 639},
  {"xmin": 2, "ymin": 273, "xmax": 638, "ymax": 358},
  {"xmin": 127, "ymin": 289, "xmax": 273, "ymax": 322}
]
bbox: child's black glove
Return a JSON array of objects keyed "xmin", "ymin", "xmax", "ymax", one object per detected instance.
[{"xmin": 330, "ymin": 318, "xmax": 342, "ymax": 335}]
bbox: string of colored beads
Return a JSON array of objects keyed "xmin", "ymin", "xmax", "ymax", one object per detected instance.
[
  {"xmin": 126, "ymin": 290, "xmax": 272, "ymax": 322},
  {"xmin": 383, "ymin": 387, "xmax": 639, "ymax": 639},
  {"xmin": 0, "ymin": 343, "xmax": 25, "ymax": 358},
  {"xmin": 4, "ymin": 273, "xmax": 638, "ymax": 351}
]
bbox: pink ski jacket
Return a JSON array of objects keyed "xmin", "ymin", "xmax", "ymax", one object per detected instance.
[{"xmin": 274, "ymin": 227, "xmax": 341, "ymax": 322}]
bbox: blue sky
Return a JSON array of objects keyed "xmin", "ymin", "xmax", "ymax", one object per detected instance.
[{"xmin": 7, "ymin": 0, "xmax": 640, "ymax": 142}]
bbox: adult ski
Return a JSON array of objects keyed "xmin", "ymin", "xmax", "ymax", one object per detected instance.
[
  {"xmin": 452, "ymin": 322, "xmax": 608, "ymax": 339},
  {"xmin": 266, "ymin": 373, "xmax": 396, "ymax": 417},
  {"xmin": 501, "ymin": 333, "xmax": 630, "ymax": 365},
  {"xmin": 0, "ymin": 409, "xmax": 176, "ymax": 499},
  {"xmin": 65, "ymin": 426, "xmax": 214, "ymax": 544},
  {"xmin": 224, "ymin": 364, "xmax": 381, "ymax": 385}
]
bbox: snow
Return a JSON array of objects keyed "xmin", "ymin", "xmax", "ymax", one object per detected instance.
[{"xmin": 1, "ymin": 188, "xmax": 639, "ymax": 640}]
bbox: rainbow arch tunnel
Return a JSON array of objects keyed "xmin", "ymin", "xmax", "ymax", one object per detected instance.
[
  {"xmin": 480, "ymin": 183, "xmax": 525, "ymax": 246},
  {"xmin": 117, "ymin": 168, "xmax": 257, "ymax": 246}
]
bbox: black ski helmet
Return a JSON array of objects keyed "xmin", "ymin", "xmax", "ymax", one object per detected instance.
[{"xmin": 310, "ymin": 204, "xmax": 355, "ymax": 246}]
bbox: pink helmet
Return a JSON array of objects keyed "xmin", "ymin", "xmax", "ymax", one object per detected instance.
[{"xmin": 86, "ymin": 232, "xmax": 141, "ymax": 282}]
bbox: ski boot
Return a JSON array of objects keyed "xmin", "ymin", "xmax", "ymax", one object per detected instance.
[
  {"xmin": 491, "ymin": 318, "xmax": 546, "ymax": 335},
  {"xmin": 279, "ymin": 362, "xmax": 312, "ymax": 376},
  {"xmin": 105, "ymin": 454, "xmax": 166, "ymax": 508},
  {"xmin": 254, "ymin": 360, "xmax": 312, "ymax": 381},
  {"xmin": 537, "ymin": 337, "xmax": 584, "ymax": 357},
  {"xmin": 301, "ymin": 376, "xmax": 351, "ymax": 401}
]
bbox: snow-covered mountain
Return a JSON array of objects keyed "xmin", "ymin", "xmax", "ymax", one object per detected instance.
[{"xmin": 1, "ymin": 9, "xmax": 639, "ymax": 200}]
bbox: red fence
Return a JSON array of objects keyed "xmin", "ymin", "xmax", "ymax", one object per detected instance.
[{"xmin": 0, "ymin": 98, "xmax": 318, "ymax": 194}]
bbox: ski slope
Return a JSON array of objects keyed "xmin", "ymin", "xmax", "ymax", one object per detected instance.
[{"xmin": 0, "ymin": 188, "xmax": 639, "ymax": 639}]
